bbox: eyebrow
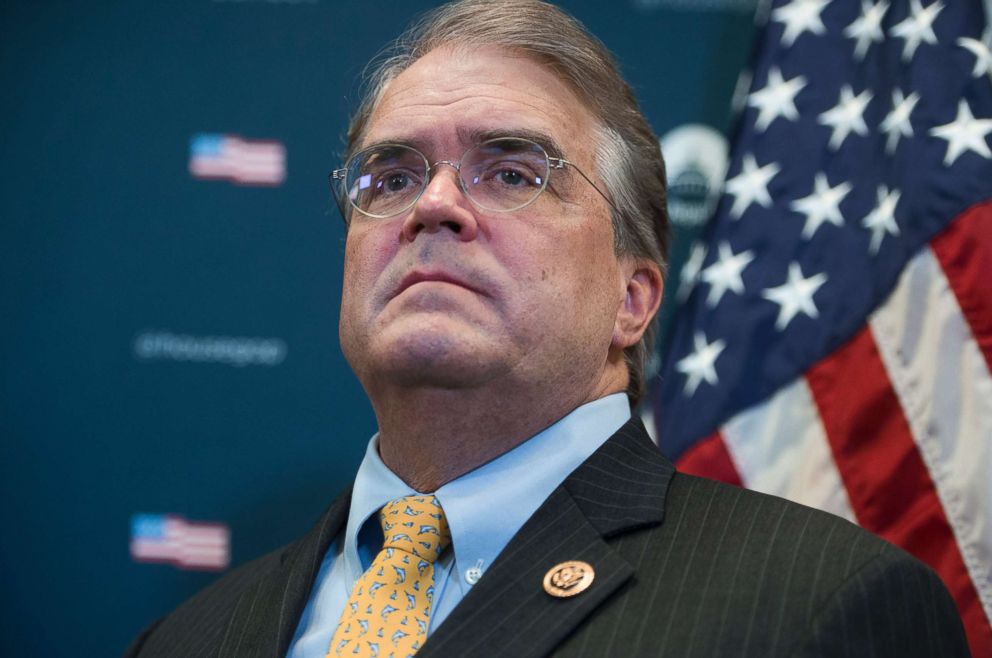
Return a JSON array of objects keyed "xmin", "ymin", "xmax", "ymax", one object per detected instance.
[
  {"xmin": 361, "ymin": 127, "xmax": 568, "ymax": 160},
  {"xmin": 463, "ymin": 127, "xmax": 567, "ymax": 159}
]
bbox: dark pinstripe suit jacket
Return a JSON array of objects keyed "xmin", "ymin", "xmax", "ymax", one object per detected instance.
[{"xmin": 127, "ymin": 418, "xmax": 970, "ymax": 657}]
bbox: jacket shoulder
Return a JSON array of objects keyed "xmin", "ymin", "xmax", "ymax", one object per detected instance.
[
  {"xmin": 556, "ymin": 472, "xmax": 968, "ymax": 657},
  {"xmin": 665, "ymin": 470, "xmax": 889, "ymax": 557}
]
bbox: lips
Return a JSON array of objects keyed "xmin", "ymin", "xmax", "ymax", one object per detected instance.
[{"xmin": 394, "ymin": 269, "xmax": 485, "ymax": 298}]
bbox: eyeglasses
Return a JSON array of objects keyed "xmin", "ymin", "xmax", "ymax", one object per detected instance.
[{"xmin": 329, "ymin": 136, "xmax": 615, "ymax": 221}]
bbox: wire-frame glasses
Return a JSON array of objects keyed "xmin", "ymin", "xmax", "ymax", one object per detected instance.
[{"xmin": 329, "ymin": 137, "xmax": 615, "ymax": 222}]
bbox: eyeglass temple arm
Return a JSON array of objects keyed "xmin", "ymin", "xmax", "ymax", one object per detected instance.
[
  {"xmin": 551, "ymin": 158, "xmax": 619, "ymax": 213},
  {"xmin": 329, "ymin": 169, "xmax": 350, "ymax": 224}
]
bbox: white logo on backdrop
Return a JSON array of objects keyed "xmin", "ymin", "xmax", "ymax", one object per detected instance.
[
  {"xmin": 133, "ymin": 331, "xmax": 287, "ymax": 367},
  {"xmin": 660, "ymin": 124, "xmax": 730, "ymax": 228}
]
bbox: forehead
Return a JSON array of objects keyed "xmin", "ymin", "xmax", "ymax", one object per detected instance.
[{"xmin": 362, "ymin": 46, "xmax": 597, "ymax": 157}]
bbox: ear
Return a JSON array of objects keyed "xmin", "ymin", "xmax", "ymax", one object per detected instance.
[{"xmin": 612, "ymin": 258, "xmax": 664, "ymax": 350}]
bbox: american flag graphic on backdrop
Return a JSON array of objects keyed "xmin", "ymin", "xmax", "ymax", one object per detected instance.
[
  {"xmin": 652, "ymin": 0, "xmax": 992, "ymax": 654},
  {"xmin": 188, "ymin": 133, "xmax": 286, "ymax": 186},
  {"xmin": 130, "ymin": 514, "xmax": 230, "ymax": 571}
]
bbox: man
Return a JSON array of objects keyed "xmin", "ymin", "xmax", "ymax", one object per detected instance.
[{"xmin": 127, "ymin": 1, "xmax": 969, "ymax": 656}]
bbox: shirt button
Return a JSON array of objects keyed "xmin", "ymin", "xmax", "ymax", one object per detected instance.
[{"xmin": 465, "ymin": 566, "xmax": 483, "ymax": 585}]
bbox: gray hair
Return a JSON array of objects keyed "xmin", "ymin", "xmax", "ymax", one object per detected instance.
[{"xmin": 345, "ymin": 0, "xmax": 670, "ymax": 408}]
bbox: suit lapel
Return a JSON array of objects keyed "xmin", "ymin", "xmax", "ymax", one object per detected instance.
[
  {"xmin": 219, "ymin": 489, "xmax": 352, "ymax": 658},
  {"xmin": 421, "ymin": 418, "xmax": 674, "ymax": 658}
]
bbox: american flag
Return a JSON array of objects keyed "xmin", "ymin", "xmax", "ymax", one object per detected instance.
[
  {"xmin": 130, "ymin": 513, "xmax": 231, "ymax": 571},
  {"xmin": 188, "ymin": 133, "xmax": 286, "ymax": 186},
  {"xmin": 652, "ymin": 0, "xmax": 992, "ymax": 653}
]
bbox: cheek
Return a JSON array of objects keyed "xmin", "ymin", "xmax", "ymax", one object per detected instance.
[
  {"xmin": 340, "ymin": 229, "xmax": 396, "ymax": 315},
  {"xmin": 503, "ymin": 222, "xmax": 620, "ymax": 316},
  {"xmin": 343, "ymin": 228, "xmax": 392, "ymax": 283},
  {"xmin": 568, "ymin": 233, "xmax": 626, "ymax": 335},
  {"xmin": 560, "ymin": 222, "xmax": 620, "ymax": 290}
]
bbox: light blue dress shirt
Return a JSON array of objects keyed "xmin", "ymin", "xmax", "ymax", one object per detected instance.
[{"xmin": 287, "ymin": 393, "xmax": 630, "ymax": 658}]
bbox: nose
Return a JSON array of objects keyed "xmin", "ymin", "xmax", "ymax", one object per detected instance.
[{"xmin": 400, "ymin": 166, "xmax": 479, "ymax": 242}]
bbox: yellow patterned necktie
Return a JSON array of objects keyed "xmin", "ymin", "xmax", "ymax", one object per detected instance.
[{"xmin": 327, "ymin": 495, "xmax": 451, "ymax": 658}]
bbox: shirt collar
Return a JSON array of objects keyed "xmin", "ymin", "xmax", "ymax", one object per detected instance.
[{"xmin": 342, "ymin": 393, "xmax": 631, "ymax": 586}]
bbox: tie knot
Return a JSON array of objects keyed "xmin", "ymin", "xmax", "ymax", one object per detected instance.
[{"xmin": 378, "ymin": 495, "xmax": 451, "ymax": 562}]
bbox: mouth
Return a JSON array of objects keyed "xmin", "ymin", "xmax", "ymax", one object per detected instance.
[{"xmin": 395, "ymin": 270, "xmax": 485, "ymax": 297}]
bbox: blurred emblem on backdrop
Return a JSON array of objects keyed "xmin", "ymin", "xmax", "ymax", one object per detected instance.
[
  {"xmin": 188, "ymin": 133, "xmax": 287, "ymax": 186},
  {"xmin": 130, "ymin": 514, "xmax": 231, "ymax": 572},
  {"xmin": 132, "ymin": 331, "xmax": 288, "ymax": 368},
  {"xmin": 660, "ymin": 124, "xmax": 730, "ymax": 229}
]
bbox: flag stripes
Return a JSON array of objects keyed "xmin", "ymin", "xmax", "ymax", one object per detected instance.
[
  {"xmin": 675, "ymin": 432, "xmax": 743, "ymax": 488},
  {"xmin": 930, "ymin": 202, "xmax": 992, "ymax": 375},
  {"xmin": 721, "ymin": 377, "xmax": 856, "ymax": 523},
  {"xmin": 869, "ymin": 241, "xmax": 992, "ymax": 633},
  {"xmin": 808, "ymin": 323, "xmax": 983, "ymax": 644},
  {"xmin": 674, "ymin": 213, "xmax": 992, "ymax": 656}
]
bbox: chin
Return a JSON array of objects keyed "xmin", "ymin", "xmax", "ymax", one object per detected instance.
[{"xmin": 369, "ymin": 328, "xmax": 507, "ymax": 389}]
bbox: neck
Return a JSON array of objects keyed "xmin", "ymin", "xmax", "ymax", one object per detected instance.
[{"xmin": 368, "ymin": 364, "xmax": 627, "ymax": 492}]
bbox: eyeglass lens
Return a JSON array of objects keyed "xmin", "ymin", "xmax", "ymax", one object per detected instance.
[{"xmin": 344, "ymin": 138, "xmax": 551, "ymax": 218}]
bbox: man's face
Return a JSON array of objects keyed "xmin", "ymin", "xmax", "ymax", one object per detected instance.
[{"xmin": 339, "ymin": 46, "xmax": 629, "ymax": 400}]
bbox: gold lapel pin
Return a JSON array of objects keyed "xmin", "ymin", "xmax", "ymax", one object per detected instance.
[{"xmin": 543, "ymin": 560, "xmax": 595, "ymax": 598}]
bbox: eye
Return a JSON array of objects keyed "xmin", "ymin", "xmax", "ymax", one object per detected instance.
[
  {"xmin": 498, "ymin": 169, "xmax": 525, "ymax": 186},
  {"xmin": 483, "ymin": 162, "xmax": 541, "ymax": 187},
  {"xmin": 372, "ymin": 168, "xmax": 421, "ymax": 196},
  {"xmin": 383, "ymin": 172, "xmax": 412, "ymax": 192}
]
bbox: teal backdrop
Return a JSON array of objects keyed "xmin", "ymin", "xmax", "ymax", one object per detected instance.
[{"xmin": 1, "ymin": 1, "xmax": 755, "ymax": 655}]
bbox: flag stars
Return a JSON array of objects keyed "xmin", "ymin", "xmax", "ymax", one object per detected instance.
[
  {"xmin": 748, "ymin": 67, "xmax": 807, "ymax": 131},
  {"xmin": 929, "ymin": 99, "xmax": 992, "ymax": 166},
  {"xmin": 818, "ymin": 85, "xmax": 873, "ymax": 150},
  {"xmin": 789, "ymin": 173, "xmax": 851, "ymax": 239},
  {"xmin": 957, "ymin": 28, "xmax": 992, "ymax": 80},
  {"xmin": 771, "ymin": 0, "xmax": 831, "ymax": 47},
  {"xmin": 879, "ymin": 89, "xmax": 920, "ymax": 154},
  {"xmin": 762, "ymin": 263, "xmax": 828, "ymax": 331},
  {"xmin": 844, "ymin": 0, "xmax": 889, "ymax": 60},
  {"xmin": 701, "ymin": 242, "xmax": 755, "ymax": 307},
  {"xmin": 676, "ymin": 331, "xmax": 727, "ymax": 396},
  {"xmin": 861, "ymin": 185, "xmax": 902, "ymax": 254},
  {"xmin": 724, "ymin": 154, "xmax": 780, "ymax": 219},
  {"xmin": 891, "ymin": 0, "xmax": 944, "ymax": 62}
]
